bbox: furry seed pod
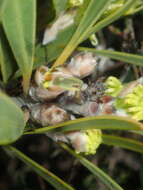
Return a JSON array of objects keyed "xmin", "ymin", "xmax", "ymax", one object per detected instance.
[
  {"xmin": 30, "ymin": 66, "xmax": 74, "ymax": 101},
  {"xmin": 59, "ymin": 100, "xmax": 101, "ymax": 116},
  {"xmin": 45, "ymin": 67, "xmax": 73, "ymax": 85},
  {"xmin": 79, "ymin": 101, "xmax": 100, "ymax": 116},
  {"xmin": 34, "ymin": 66, "xmax": 72, "ymax": 86},
  {"xmin": 67, "ymin": 52, "xmax": 97, "ymax": 78},
  {"xmin": 29, "ymin": 86, "xmax": 65, "ymax": 102},
  {"xmin": 31, "ymin": 104, "xmax": 70, "ymax": 126}
]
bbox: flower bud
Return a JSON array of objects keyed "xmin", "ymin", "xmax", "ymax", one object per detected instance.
[{"xmin": 29, "ymin": 86, "xmax": 65, "ymax": 102}]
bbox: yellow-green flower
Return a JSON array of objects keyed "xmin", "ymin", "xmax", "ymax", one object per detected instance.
[
  {"xmin": 56, "ymin": 129, "xmax": 102, "ymax": 155},
  {"xmin": 123, "ymin": 85, "xmax": 143, "ymax": 120},
  {"xmin": 105, "ymin": 76, "xmax": 123, "ymax": 97},
  {"xmin": 115, "ymin": 84, "xmax": 143, "ymax": 120},
  {"xmin": 84, "ymin": 129, "xmax": 102, "ymax": 155}
]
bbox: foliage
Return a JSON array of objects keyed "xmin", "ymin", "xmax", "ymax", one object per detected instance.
[{"xmin": 0, "ymin": 0, "xmax": 143, "ymax": 189}]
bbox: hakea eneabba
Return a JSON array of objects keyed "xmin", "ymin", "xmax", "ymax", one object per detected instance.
[{"xmin": 28, "ymin": 54, "xmax": 143, "ymax": 155}]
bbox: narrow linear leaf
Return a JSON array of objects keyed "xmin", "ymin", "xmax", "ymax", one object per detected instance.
[
  {"xmin": 78, "ymin": 47, "xmax": 143, "ymax": 67},
  {"xmin": 85, "ymin": 0, "xmax": 136, "ymax": 39},
  {"xmin": 46, "ymin": 24, "xmax": 77, "ymax": 63},
  {"xmin": 4, "ymin": 146, "xmax": 75, "ymax": 190},
  {"xmin": 51, "ymin": 0, "xmax": 112, "ymax": 69},
  {"xmin": 33, "ymin": 0, "xmax": 137, "ymax": 70},
  {"xmin": 24, "ymin": 115, "xmax": 143, "ymax": 135},
  {"xmin": 133, "ymin": 5, "xmax": 143, "ymax": 14},
  {"xmin": 13, "ymin": 23, "xmax": 76, "ymax": 79},
  {"xmin": 0, "ymin": 92, "xmax": 25, "ymax": 145},
  {"xmin": 74, "ymin": 0, "xmax": 111, "ymax": 40},
  {"xmin": 0, "ymin": 0, "xmax": 7, "ymax": 19},
  {"xmin": 131, "ymin": 130, "xmax": 143, "ymax": 136},
  {"xmin": 75, "ymin": 0, "xmax": 91, "ymax": 24},
  {"xmin": 34, "ymin": 0, "xmax": 137, "ymax": 68},
  {"xmin": 102, "ymin": 134, "xmax": 143, "ymax": 154},
  {"xmin": 14, "ymin": 43, "xmax": 47, "ymax": 79},
  {"xmin": 61, "ymin": 143, "xmax": 124, "ymax": 190},
  {"xmin": 53, "ymin": 0, "xmax": 68, "ymax": 16},
  {"xmin": 2, "ymin": 0, "xmax": 36, "ymax": 93},
  {"xmin": 0, "ymin": 26, "xmax": 16, "ymax": 83},
  {"xmin": 14, "ymin": 24, "xmax": 76, "ymax": 79}
]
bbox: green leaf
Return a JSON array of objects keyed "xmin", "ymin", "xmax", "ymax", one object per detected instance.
[
  {"xmin": 78, "ymin": 47, "xmax": 143, "ymax": 67},
  {"xmin": 42, "ymin": 0, "xmax": 90, "ymax": 62},
  {"xmin": 36, "ymin": 0, "xmax": 136, "ymax": 69},
  {"xmin": 34, "ymin": 44, "xmax": 47, "ymax": 68},
  {"xmin": 0, "ymin": 92, "xmax": 25, "ymax": 145},
  {"xmin": 0, "ymin": 0, "xmax": 7, "ymax": 19},
  {"xmin": 53, "ymin": 0, "xmax": 68, "ymax": 16},
  {"xmin": 102, "ymin": 134, "xmax": 143, "ymax": 154},
  {"xmin": 4, "ymin": 146, "xmax": 75, "ymax": 190},
  {"xmin": 2, "ymin": 0, "xmax": 36, "ymax": 93},
  {"xmin": 14, "ymin": 44, "xmax": 47, "ymax": 79},
  {"xmin": 101, "ymin": 0, "xmax": 143, "ymax": 17},
  {"xmin": 0, "ymin": 26, "xmax": 16, "ymax": 83},
  {"xmin": 74, "ymin": 0, "xmax": 91, "ymax": 24},
  {"xmin": 61, "ymin": 143, "xmax": 124, "ymax": 190},
  {"xmin": 86, "ymin": 0, "xmax": 136, "ymax": 38},
  {"xmin": 46, "ymin": 24, "xmax": 77, "ymax": 62},
  {"xmin": 14, "ymin": 24, "xmax": 76, "ymax": 78},
  {"xmin": 37, "ymin": 0, "xmax": 136, "ymax": 68},
  {"xmin": 131, "ymin": 130, "xmax": 143, "ymax": 136},
  {"xmin": 74, "ymin": 0, "xmax": 111, "ymax": 40},
  {"xmin": 51, "ymin": 0, "xmax": 112, "ymax": 69},
  {"xmin": 24, "ymin": 115, "xmax": 143, "ymax": 135}
]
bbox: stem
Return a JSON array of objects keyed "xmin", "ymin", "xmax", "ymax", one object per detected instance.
[
  {"xmin": 22, "ymin": 72, "xmax": 31, "ymax": 95},
  {"xmin": 51, "ymin": 41, "xmax": 77, "ymax": 71},
  {"xmin": 4, "ymin": 146, "xmax": 75, "ymax": 190}
]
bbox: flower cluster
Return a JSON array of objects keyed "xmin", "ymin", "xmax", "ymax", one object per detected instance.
[
  {"xmin": 105, "ymin": 76, "xmax": 123, "ymax": 97},
  {"xmin": 53, "ymin": 129, "xmax": 102, "ymax": 155},
  {"xmin": 85, "ymin": 129, "xmax": 102, "ymax": 155},
  {"xmin": 116, "ymin": 84, "xmax": 143, "ymax": 120},
  {"xmin": 105, "ymin": 76, "xmax": 143, "ymax": 120}
]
